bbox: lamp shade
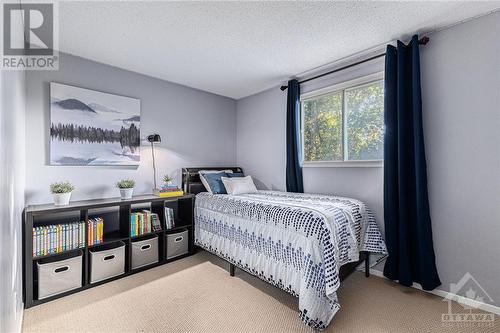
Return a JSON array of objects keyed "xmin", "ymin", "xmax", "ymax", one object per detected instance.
[{"xmin": 147, "ymin": 134, "xmax": 161, "ymax": 143}]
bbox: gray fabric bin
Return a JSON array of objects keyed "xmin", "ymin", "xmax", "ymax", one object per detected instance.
[
  {"xmin": 37, "ymin": 251, "xmax": 83, "ymax": 300},
  {"xmin": 166, "ymin": 230, "xmax": 189, "ymax": 259},
  {"xmin": 131, "ymin": 235, "xmax": 159, "ymax": 269},
  {"xmin": 89, "ymin": 241, "xmax": 125, "ymax": 283}
]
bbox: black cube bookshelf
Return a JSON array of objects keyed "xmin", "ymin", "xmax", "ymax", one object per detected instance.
[{"xmin": 23, "ymin": 194, "xmax": 195, "ymax": 308}]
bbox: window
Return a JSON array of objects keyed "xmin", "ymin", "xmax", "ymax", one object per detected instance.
[{"xmin": 301, "ymin": 73, "xmax": 384, "ymax": 166}]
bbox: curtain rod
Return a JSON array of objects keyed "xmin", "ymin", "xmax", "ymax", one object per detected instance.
[{"xmin": 280, "ymin": 36, "xmax": 429, "ymax": 91}]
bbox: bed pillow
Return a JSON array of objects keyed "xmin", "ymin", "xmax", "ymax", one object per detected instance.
[
  {"xmin": 201, "ymin": 172, "xmax": 228, "ymax": 194},
  {"xmin": 221, "ymin": 176, "xmax": 257, "ymax": 195},
  {"xmin": 199, "ymin": 170, "xmax": 233, "ymax": 193},
  {"xmin": 226, "ymin": 172, "xmax": 244, "ymax": 178}
]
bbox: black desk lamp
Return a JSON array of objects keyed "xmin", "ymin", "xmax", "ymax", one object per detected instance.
[{"xmin": 147, "ymin": 134, "xmax": 161, "ymax": 191}]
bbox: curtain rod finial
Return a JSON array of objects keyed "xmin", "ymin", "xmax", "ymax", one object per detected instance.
[
  {"xmin": 280, "ymin": 85, "xmax": 288, "ymax": 91},
  {"xmin": 419, "ymin": 36, "xmax": 430, "ymax": 45}
]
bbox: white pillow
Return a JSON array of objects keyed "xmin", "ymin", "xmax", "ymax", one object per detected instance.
[
  {"xmin": 199, "ymin": 170, "xmax": 233, "ymax": 194},
  {"xmin": 221, "ymin": 176, "xmax": 257, "ymax": 195}
]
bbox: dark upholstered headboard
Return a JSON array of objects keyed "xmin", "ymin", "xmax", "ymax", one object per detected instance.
[{"xmin": 182, "ymin": 167, "xmax": 243, "ymax": 195}]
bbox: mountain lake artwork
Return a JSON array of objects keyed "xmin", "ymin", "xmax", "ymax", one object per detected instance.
[{"xmin": 50, "ymin": 83, "xmax": 141, "ymax": 166}]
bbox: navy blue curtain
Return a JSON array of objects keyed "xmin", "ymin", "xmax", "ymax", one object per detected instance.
[
  {"xmin": 286, "ymin": 79, "xmax": 303, "ymax": 193},
  {"xmin": 383, "ymin": 35, "xmax": 441, "ymax": 290}
]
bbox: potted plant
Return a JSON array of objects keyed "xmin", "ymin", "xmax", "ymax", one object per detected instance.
[
  {"xmin": 50, "ymin": 181, "xmax": 74, "ymax": 206},
  {"xmin": 116, "ymin": 179, "xmax": 135, "ymax": 199},
  {"xmin": 162, "ymin": 175, "xmax": 173, "ymax": 186}
]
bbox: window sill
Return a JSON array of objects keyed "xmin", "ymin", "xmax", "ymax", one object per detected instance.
[{"xmin": 302, "ymin": 160, "xmax": 383, "ymax": 168}]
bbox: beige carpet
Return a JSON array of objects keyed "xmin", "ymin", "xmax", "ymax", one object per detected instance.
[{"xmin": 23, "ymin": 251, "xmax": 499, "ymax": 333}]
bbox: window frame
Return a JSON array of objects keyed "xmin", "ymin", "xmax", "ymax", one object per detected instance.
[{"xmin": 300, "ymin": 72, "xmax": 385, "ymax": 168}]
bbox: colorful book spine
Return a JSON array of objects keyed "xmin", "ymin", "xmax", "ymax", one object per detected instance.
[
  {"xmin": 64, "ymin": 224, "xmax": 68, "ymax": 251},
  {"xmin": 135, "ymin": 214, "xmax": 138, "ymax": 236},
  {"xmin": 88, "ymin": 220, "xmax": 92, "ymax": 246},
  {"xmin": 80, "ymin": 222, "xmax": 84, "ymax": 248},
  {"xmin": 93, "ymin": 221, "xmax": 97, "ymax": 245},
  {"xmin": 52, "ymin": 226, "xmax": 56, "ymax": 253},
  {"xmin": 47, "ymin": 227, "xmax": 51, "ymax": 254},
  {"xmin": 130, "ymin": 211, "xmax": 153, "ymax": 237},
  {"xmin": 72, "ymin": 223, "xmax": 76, "ymax": 249},
  {"xmin": 49, "ymin": 226, "xmax": 53, "ymax": 254},
  {"xmin": 164, "ymin": 208, "xmax": 175, "ymax": 230},
  {"xmin": 130, "ymin": 214, "xmax": 135, "ymax": 237},
  {"xmin": 57, "ymin": 225, "xmax": 61, "ymax": 252},
  {"xmin": 32, "ymin": 228, "xmax": 36, "ymax": 256},
  {"xmin": 87, "ymin": 218, "xmax": 104, "ymax": 246},
  {"xmin": 62, "ymin": 225, "xmax": 65, "ymax": 251},
  {"xmin": 32, "ymin": 221, "xmax": 85, "ymax": 258},
  {"xmin": 67, "ymin": 224, "xmax": 71, "ymax": 250},
  {"xmin": 43, "ymin": 228, "xmax": 47, "ymax": 256},
  {"xmin": 97, "ymin": 219, "xmax": 101, "ymax": 244}
]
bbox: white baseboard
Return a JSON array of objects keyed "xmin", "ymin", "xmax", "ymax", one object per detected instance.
[
  {"xmin": 368, "ymin": 268, "xmax": 500, "ymax": 316},
  {"xmin": 14, "ymin": 304, "xmax": 23, "ymax": 333}
]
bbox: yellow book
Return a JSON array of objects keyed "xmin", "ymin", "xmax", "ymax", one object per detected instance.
[
  {"xmin": 98, "ymin": 220, "xmax": 102, "ymax": 243},
  {"xmin": 135, "ymin": 214, "xmax": 138, "ymax": 236},
  {"xmin": 100, "ymin": 220, "xmax": 104, "ymax": 242},
  {"xmin": 58, "ymin": 225, "xmax": 62, "ymax": 252},
  {"xmin": 154, "ymin": 190, "xmax": 184, "ymax": 197}
]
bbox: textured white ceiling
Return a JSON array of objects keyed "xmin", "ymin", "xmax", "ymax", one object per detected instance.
[{"xmin": 57, "ymin": 1, "xmax": 500, "ymax": 99}]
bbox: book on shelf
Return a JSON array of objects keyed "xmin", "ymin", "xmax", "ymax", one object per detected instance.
[
  {"xmin": 151, "ymin": 213, "xmax": 162, "ymax": 231},
  {"xmin": 87, "ymin": 218, "xmax": 104, "ymax": 246},
  {"xmin": 130, "ymin": 210, "xmax": 154, "ymax": 237},
  {"xmin": 164, "ymin": 207, "xmax": 176, "ymax": 230},
  {"xmin": 32, "ymin": 221, "xmax": 85, "ymax": 257}
]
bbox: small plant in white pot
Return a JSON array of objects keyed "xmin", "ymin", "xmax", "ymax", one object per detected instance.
[
  {"xmin": 50, "ymin": 181, "xmax": 74, "ymax": 206},
  {"xmin": 116, "ymin": 179, "xmax": 135, "ymax": 199}
]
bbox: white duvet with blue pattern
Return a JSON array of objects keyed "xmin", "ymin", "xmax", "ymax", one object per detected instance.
[{"xmin": 194, "ymin": 190, "xmax": 387, "ymax": 330}]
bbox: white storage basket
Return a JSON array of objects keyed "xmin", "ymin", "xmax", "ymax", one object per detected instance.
[
  {"xmin": 37, "ymin": 251, "xmax": 83, "ymax": 299},
  {"xmin": 131, "ymin": 235, "xmax": 159, "ymax": 269},
  {"xmin": 166, "ymin": 230, "xmax": 189, "ymax": 259},
  {"xmin": 89, "ymin": 241, "xmax": 125, "ymax": 283}
]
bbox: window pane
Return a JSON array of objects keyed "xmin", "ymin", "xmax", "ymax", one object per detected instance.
[
  {"xmin": 302, "ymin": 92, "xmax": 343, "ymax": 161},
  {"xmin": 345, "ymin": 80, "xmax": 384, "ymax": 160}
]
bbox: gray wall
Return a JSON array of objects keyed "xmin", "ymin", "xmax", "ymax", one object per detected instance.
[
  {"xmin": 236, "ymin": 87, "xmax": 287, "ymax": 191},
  {"xmin": 420, "ymin": 12, "xmax": 499, "ymax": 305},
  {"xmin": 0, "ymin": 69, "xmax": 26, "ymax": 332},
  {"xmin": 236, "ymin": 12, "xmax": 500, "ymax": 305},
  {"xmin": 25, "ymin": 52, "xmax": 237, "ymax": 204}
]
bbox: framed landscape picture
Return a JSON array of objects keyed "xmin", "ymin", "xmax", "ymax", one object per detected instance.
[{"xmin": 50, "ymin": 83, "xmax": 141, "ymax": 166}]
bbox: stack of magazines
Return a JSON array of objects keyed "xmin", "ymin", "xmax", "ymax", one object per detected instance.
[
  {"xmin": 153, "ymin": 184, "xmax": 184, "ymax": 197},
  {"xmin": 130, "ymin": 210, "xmax": 153, "ymax": 237},
  {"xmin": 165, "ymin": 207, "xmax": 176, "ymax": 229},
  {"xmin": 32, "ymin": 222, "xmax": 85, "ymax": 257},
  {"xmin": 87, "ymin": 218, "xmax": 104, "ymax": 246}
]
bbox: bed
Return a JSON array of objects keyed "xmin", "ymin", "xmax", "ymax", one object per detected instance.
[{"xmin": 182, "ymin": 167, "xmax": 387, "ymax": 330}]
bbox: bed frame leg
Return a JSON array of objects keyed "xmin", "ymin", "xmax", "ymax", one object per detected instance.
[
  {"xmin": 229, "ymin": 263, "xmax": 235, "ymax": 277},
  {"xmin": 365, "ymin": 252, "xmax": 370, "ymax": 278}
]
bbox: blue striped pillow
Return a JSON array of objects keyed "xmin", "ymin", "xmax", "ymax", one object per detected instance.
[{"xmin": 202, "ymin": 172, "xmax": 229, "ymax": 194}]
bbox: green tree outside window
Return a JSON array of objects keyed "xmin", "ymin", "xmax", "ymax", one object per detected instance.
[{"xmin": 302, "ymin": 79, "xmax": 384, "ymax": 162}]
